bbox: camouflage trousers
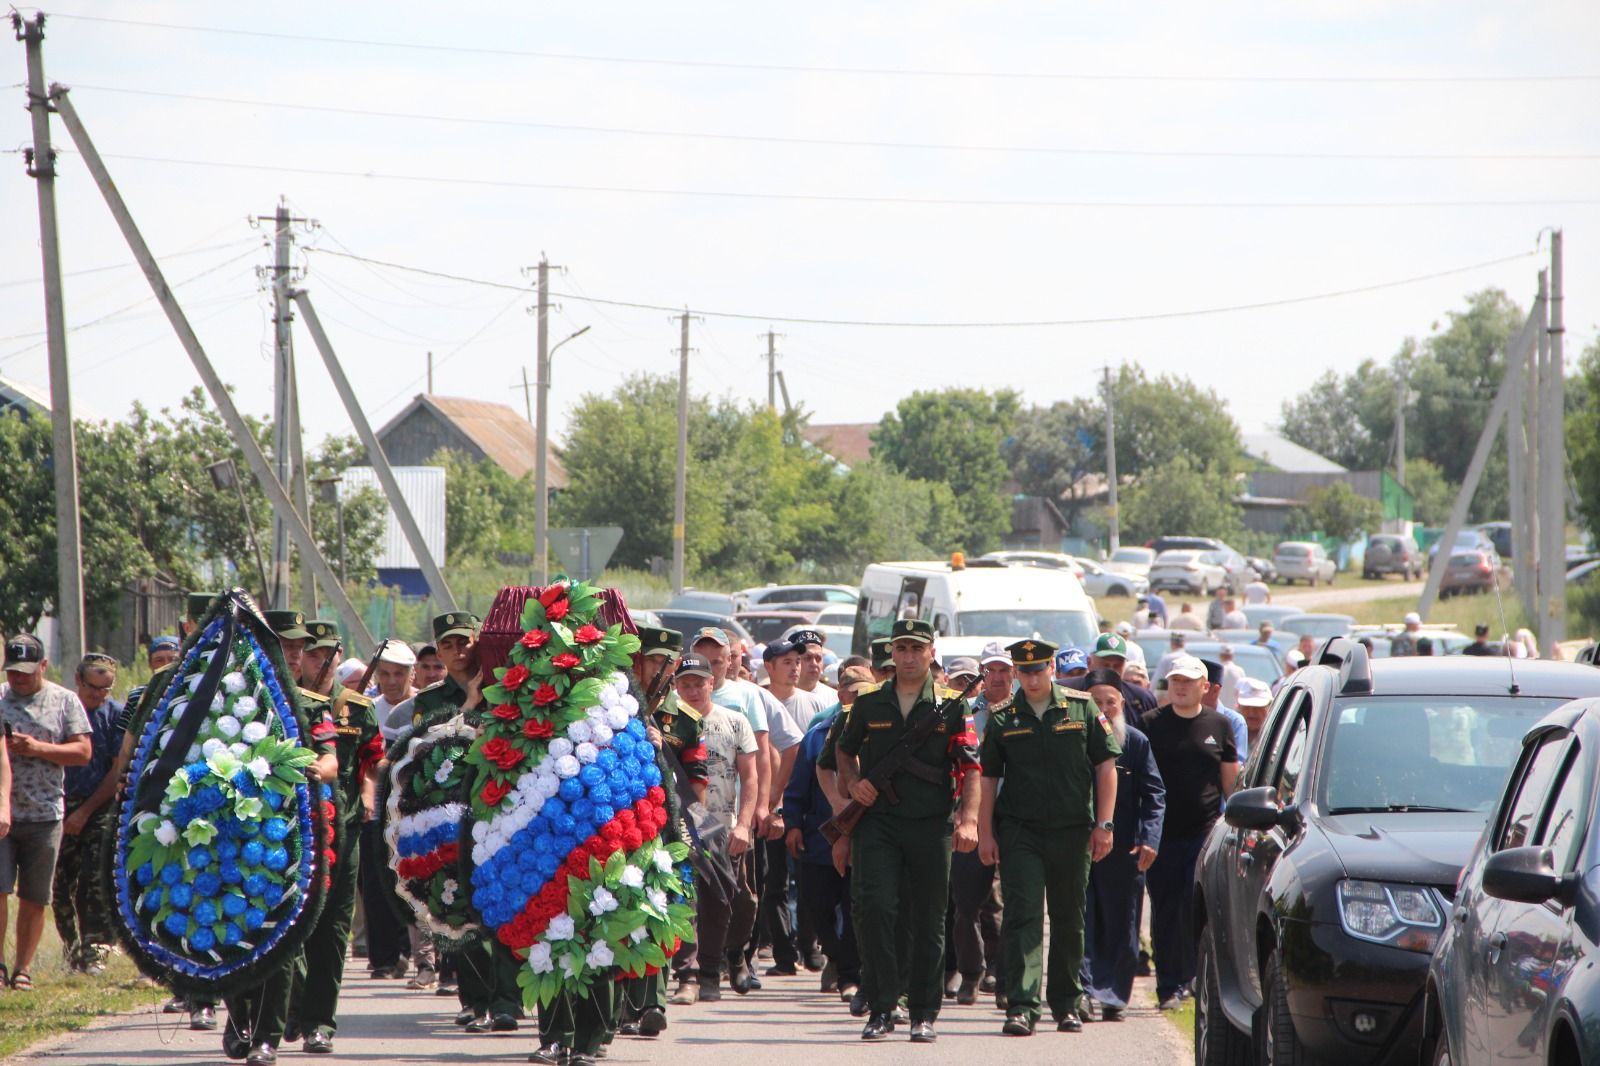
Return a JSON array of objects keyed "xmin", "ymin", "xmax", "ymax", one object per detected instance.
[{"xmin": 52, "ymin": 803, "xmax": 115, "ymax": 968}]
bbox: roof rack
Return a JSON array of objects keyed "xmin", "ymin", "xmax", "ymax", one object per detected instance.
[{"xmin": 1314, "ymin": 636, "xmax": 1373, "ymax": 696}]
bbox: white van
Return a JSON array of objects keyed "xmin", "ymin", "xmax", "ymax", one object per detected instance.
[{"xmin": 853, "ymin": 557, "xmax": 1100, "ymax": 661}]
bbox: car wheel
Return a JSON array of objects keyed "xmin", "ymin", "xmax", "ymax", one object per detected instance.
[
  {"xmin": 1263, "ymin": 952, "xmax": 1324, "ymax": 1066},
  {"xmin": 1195, "ymin": 923, "xmax": 1252, "ymax": 1066},
  {"xmin": 1108, "ymin": 585, "xmax": 1129, "ymax": 597}
]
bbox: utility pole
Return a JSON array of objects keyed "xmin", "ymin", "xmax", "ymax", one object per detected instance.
[
  {"xmin": 1102, "ymin": 366, "xmax": 1120, "ymax": 552},
  {"xmin": 517, "ymin": 366, "xmax": 534, "ymax": 422},
  {"xmin": 15, "ymin": 13, "xmax": 84, "ymax": 667},
  {"xmin": 1540, "ymin": 232, "xmax": 1567, "ymax": 652},
  {"xmin": 1394, "ymin": 373, "xmax": 1407, "ymax": 488},
  {"xmin": 257, "ymin": 202, "xmax": 306, "ymax": 609},
  {"xmin": 673, "ymin": 313, "xmax": 693, "ymax": 595},
  {"xmin": 534, "ymin": 257, "xmax": 553, "ymax": 584},
  {"xmin": 426, "ymin": 351, "xmax": 433, "ymax": 394},
  {"xmin": 776, "ymin": 369, "xmax": 793, "ymax": 415},
  {"xmin": 763, "ymin": 330, "xmax": 780, "ymax": 411}
]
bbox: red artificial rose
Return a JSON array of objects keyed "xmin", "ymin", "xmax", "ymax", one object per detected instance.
[
  {"xmin": 550, "ymin": 651, "xmax": 580, "ymax": 671},
  {"xmin": 520, "ymin": 629, "xmax": 551, "ymax": 650},
  {"xmin": 523, "ymin": 718, "xmax": 555, "ymax": 739},
  {"xmin": 573, "ymin": 624, "xmax": 604, "ymax": 645},
  {"xmin": 538, "ymin": 584, "xmax": 567, "ymax": 607},
  {"xmin": 483, "ymin": 737, "xmax": 510, "ymax": 760},
  {"xmin": 493, "ymin": 746, "xmax": 526, "ymax": 770},
  {"xmin": 622, "ymin": 828, "xmax": 644, "ymax": 851},
  {"xmin": 501, "ymin": 664, "xmax": 531, "ymax": 690},
  {"xmin": 321, "ymin": 801, "xmax": 336, "ymax": 823},
  {"xmin": 532, "ymin": 683, "xmax": 560, "ymax": 707},
  {"xmin": 646, "ymin": 786, "xmax": 666, "ymax": 806},
  {"xmin": 481, "ymin": 778, "xmax": 512, "ymax": 807},
  {"xmin": 545, "ymin": 598, "xmax": 570, "ymax": 621},
  {"xmin": 491, "ymin": 703, "xmax": 520, "ymax": 720}
]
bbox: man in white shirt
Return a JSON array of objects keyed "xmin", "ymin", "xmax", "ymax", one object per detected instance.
[
  {"xmin": 791, "ymin": 630, "xmax": 835, "ymax": 696},
  {"xmin": 1220, "ymin": 598, "xmax": 1248, "ymax": 630},
  {"xmin": 1218, "ymin": 645, "xmax": 1246, "ymax": 698}
]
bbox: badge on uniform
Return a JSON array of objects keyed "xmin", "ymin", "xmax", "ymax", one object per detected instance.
[
  {"xmin": 1055, "ymin": 721, "xmax": 1085, "ymax": 733},
  {"xmin": 1003, "ymin": 727, "xmax": 1033, "ymax": 738},
  {"xmin": 1097, "ymin": 713, "xmax": 1113, "ymax": 735},
  {"xmin": 867, "ymin": 720, "xmax": 894, "ymax": 731}
]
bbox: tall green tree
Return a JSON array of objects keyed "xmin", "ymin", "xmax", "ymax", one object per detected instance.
[
  {"xmin": 1295, "ymin": 481, "xmax": 1383, "ymax": 541},
  {"xmin": 1117, "ymin": 455, "xmax": 1244, "ymax": 545}
]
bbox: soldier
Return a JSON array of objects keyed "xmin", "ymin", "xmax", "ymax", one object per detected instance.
[
  {"xmin": 868, "ymin": 637, "xmax": 893, "ymax": 684},
  {"xmin": 978, "ymin": 639, "xmax": 1119, "ymax": 1036},
  {"xmin": 288, "ymin": 622, "xmax": 382, "ymax": 1055},
  {"xmin": 835, "ymin": 618, "xmax": 980, "ymax": 1043}
]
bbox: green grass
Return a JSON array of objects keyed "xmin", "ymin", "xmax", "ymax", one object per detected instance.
[
  {"xmin": 1165, "ymin": 996, "xmax": 1196, "ymax": 1045},
  {"xmin": 0, "ymin": 906, "xmax": 166, "ymax": 1059}
]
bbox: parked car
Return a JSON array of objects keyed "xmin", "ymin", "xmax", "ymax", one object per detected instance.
[
  {"xmin": 1364, "ymin": 534, "xmax": 1423, "ymax": 580},
  {"xmin": 1242, "ymin": 604, "xmax": 1307, "ymax": 634},
  {"xmin": 736, "ymin": 608, "xmax": 825, "ymax": 645},
  {"xmin": 1439, "ymin": 550, "xmax": 1500, "ymax": 597},
  {"xmin": 1203, "ymin": 549, "xmax": 1257, "ymax": 595},
  {"xmin": 1274, "ymin": 540, "xmax": 1338, "ymax": 585},
  {"xmin": 1193, "ymin": 643, "xmax": 1600, "ymax": 1066},
  {"xmin": 1472, "ymin": 521, "xmax": 1514, "ymax": 561},
  {"xmin": 1427, "ymin": 528, "xmax": 1500, "ymax": 564},
  {"xmin": 1105, "ymin": 545, "xmax": 1158, "ymax": 579},
  {"xmin": 1280, "ymin": 613, "xmax": 1356, "ymax": 641},
  {"xmin": 1150, "ymin": 535, "xmax": 1232, "ymax": 555},
  {"xmin": 1148, "ymin": 549, "xmax": 1229, "ymax": 595},
  {"xmin": 1424, "ymin": 697, "xmax": 1600, "ymax": 1066},
  {"xmin": 977, "ymin": 550, "xmax": 1086, "ymax": 581},
  {"xmin": 733, "ymin": 584, "xmax": 859, "ymax": 612},
  {"xmin": 1165, "ymin": 640, "xmax": 1284, "ymax": 684},
  {"xmin": 666, "ymin": 590, "xmax": 738, "ymax": 615},
  {"xmin": 1071, "ymin": 557, "xmax": 1148, "ymax": 599},
  {"xmin": 781, "ymin": 622, "xmax": 854, "ymax": 660},
  {"xmin": 654, "ymin": 609, "xmax": 754, "ymax": 649},
  {"xmin": 1247, "ymin": 555, "xmax": 1279, "ymax": 583},
  {"xmin": 814, "ymin": 605, "xmax": 857, "ymax": 628}
]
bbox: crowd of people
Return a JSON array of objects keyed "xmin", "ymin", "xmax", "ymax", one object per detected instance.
[{"xmin": 6, "ymin": 582, "xmax": 1513, "ymax": 1061}]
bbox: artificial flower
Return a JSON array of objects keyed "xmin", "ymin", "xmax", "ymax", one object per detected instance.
[
  {"xmin": 546, "ymin": 599, "xmax": 570, "ymax": 621},
  {"xmin": 520, "ymin": 629, "xmax": 551, "ymax": 650},
  {"xmin": 620, "ymin": 865, "xmax": 645, "ymax": 889},
  {"xmin": 502, "ymin": 664, "xmax": 531, "ymax": 690},
  {"xmin": 532, "ymin": 684, "xmax": 560, "ymax": 707},
  {"xmin": 491, "ymin": 703, "xmax": 520, "ymax": 720},
  {"xmin": 573, "ymin": 624, "xmax": 604, "ymax": 645},
  {"xmin": 547, "ymin": 913, "xmax": 576, "ymax": 941},
  {"xmin": 550, "ymin": 652, "xmax": 581, "ymax": 671},
  {"xmin": 523, "ymin": 718, "xmax": 555, "ymax": 740}
]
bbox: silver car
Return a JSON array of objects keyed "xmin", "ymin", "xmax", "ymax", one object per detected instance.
[
  {"xmin": 1072, "ymin": 557, "xmax": 1148, "ymax": 599},
  {"xmin": 1148, "ymin": 549, "xmax": 1228, "ymax": 595},
  {"xmin": 1273, "ymin": 540, "xmax": 1337, "ymax": 585}
]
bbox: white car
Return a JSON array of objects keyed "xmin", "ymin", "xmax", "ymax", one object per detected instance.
[
  {"xmin": 733, "ymin": 583, "xmax": 860, "ymax": 612},
  {"xmin": 1148, "ymin": 549, "xmax": 1229, "ymax": 595},
  {"xmin": 814, "ymin": 605, "xmax": 857, "ymax": 629},
  {"xmin": 1105, "ymin": 546, "xmax": 1157, "ymax": 579},
  {"xmin": 1273, "ymin": 541, "xmax": 1337, "ymax": 585},
  {"xmin": 1071, "ymin": 557, "xmax": 1149, "ymax": 599}
]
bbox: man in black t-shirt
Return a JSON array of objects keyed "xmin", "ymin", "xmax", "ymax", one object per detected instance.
[
  {"xmin": 1139, "ymin": 654, "xmax": 1237, "ymax": 1012},
  {"xmin": 1462, "ymin": 623, "xmax": 1495, "ymax": 656}
]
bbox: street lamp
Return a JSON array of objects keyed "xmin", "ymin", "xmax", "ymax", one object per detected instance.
[
  {"xmin": 536, "ymin": 324, "xmax": 591, "ymax": 584},
  {"xmin": 207, "ymin": 457, "xmax": 269, "ymax": 603},
  {"xmin": 312, "ymin": 473, "xmax": 347, "ymax": 583}
]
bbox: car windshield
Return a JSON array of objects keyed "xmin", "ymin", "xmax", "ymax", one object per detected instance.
[
  {"xmin": 740, "ymin": 615, "xmax": 804, "ymax": 643},
  {"xmin": 1320, "ymin": 695, "xmax": 1567, "ymax": 814},
  {"xmin": 956, "ymin": 610, "xmax": 1098, "ymax": 650},
  {"xmin": 1111, "ymin": 548, "xmax": 1153, "ymax": 565}
]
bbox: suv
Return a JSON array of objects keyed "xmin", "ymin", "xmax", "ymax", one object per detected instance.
[
  {"xmin": 1364, "ymin": 534, "xmax": 1421, "ymax": 580},
  {"xmin": 1273, "ymin": 540, "xmax": 1337, "ymax": 585},
  {"xmin": 1151, "ymin": 535, "xmax": 1231, "ymax": 555},
  {"xmin": 1193, "ymin": 641, "xmax": 1600, "ymax": 1066}
]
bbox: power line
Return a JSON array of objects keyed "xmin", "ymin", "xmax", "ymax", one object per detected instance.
[
  {"xmin": 306, "ymin": 245, "xmax": 1540, "ymax": 329},
  {"xmin": 84, "ymin": 151, "xmax": 1600, "ymax": 211},
  {"xmin": 43, "ymin": 13, "xmax": 1600, "ymax": 85},
  {"xmin": 65, "ymin": 84, "xmax": 1600, "ymax": 163},
  {"xmin": 0, "ymin": 237, "xmax": 261, "ymax": 289}
]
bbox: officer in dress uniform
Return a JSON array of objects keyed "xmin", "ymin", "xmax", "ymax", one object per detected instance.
[
  {"xmin": 978, "ymin": 639, "xmax": 1119, "ymax": 1036},
  {"xmin": 287, "ymin": 621, "xmax": 382, "ymax": 1054},
  {"xmin": 835, "ymin": 618, "xmax": 980, "ymax": 1044}
]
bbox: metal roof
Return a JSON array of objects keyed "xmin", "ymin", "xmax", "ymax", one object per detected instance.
[
  {"xmin": 378, "ymin": 394, "xmax": 567, "ymax": 486},
  {"xmin": 338, "ymin": 465, "xmax": 447, "ymax": 571},
  {"xmin": 1242, "ymin": 432, "xmax": 1347, "ymax": 474}
]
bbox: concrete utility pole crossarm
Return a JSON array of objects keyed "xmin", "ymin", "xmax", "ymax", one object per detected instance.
[{"xmin": 16, "ymin": 13, "xmax": 85, "ymax": 666}]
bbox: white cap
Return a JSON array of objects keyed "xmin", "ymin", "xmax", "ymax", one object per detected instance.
[
  {"xmin": 1235, "ymin": 677, "xmax": 1272, "ymax": 707},
  {"xmin": 334, "ymin": 659, "xmax": 365, "ymax": 685},
  {"xmin": 1219, "ymin": 643, "xmax": 1234, "ymax": 657},
  {"xmin": 1114, "ymin": 621, "xmax": 1134, "ymax": 637},
  {"xmin": 979, "ymin": 641, "xmax": 1012, "ymax": 666},
  {"xmin": 1285, "ymin": 649, "xmax": 1306, "ymax": 667},
  {"xmin": 1123, "ymin": 641, "xmax": 1147, "ymax": 667},
  {"xmin": 1166, "ymin": 654, "xmax": 1207, "ymax": 681},
  {"xmin": 1404, "ymin": 612, "xmax": 1422, "ymax": 626},
  {"xmin": 375, "ymin": 638, "xmax": 417, "ymax": 668}
]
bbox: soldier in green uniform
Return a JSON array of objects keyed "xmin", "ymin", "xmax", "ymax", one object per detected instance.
[
  {"xmin": 288, "ymin": 622, "xmax": 382, "ymax": 1054},
  {"xmin": 868, "ymin": 636, "xmax": 894, "ymax": 684},
  {"xmin": 978, "ymin": 639, "xmax": 1119, "ymax": 1036},
  {"xmin": 835, "ymin": 618, "xmax": 980, "ymax": 1043}
]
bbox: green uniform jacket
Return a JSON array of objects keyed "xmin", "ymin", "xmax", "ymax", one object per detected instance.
[
  {"xmin": 980, "ymin": 684, "xmax": 1122, "ymax": 830},
  {"xmin": 325, "ymin": 688, "xmax": 381, "ymax": 828},
  {"xmin": 836, "ymin": 674, "xmax": 978, "ymax": 822},
  {"xmin": 652, "ymin": 692, "xmax": 709, "ymax": 784},
  {"xmin": 410, "ymin": 675, "xmax": 470, "ymax": 726}
]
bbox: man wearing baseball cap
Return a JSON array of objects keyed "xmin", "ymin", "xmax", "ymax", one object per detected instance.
[
  {"xmin": 1054, "ymin": 648, "xmax": 1088, "ymax": 681},
  {"xmin": 1233, "ymin": 678, "xmax": 1273, "ymax": 749},
  {"xmin": 787, "ymin": 629, "xmax": 833, "ymax": 695},
  {"xmin": 1063, "ymin": 634, "xmax": 1157, "ymax": 722},
  {"xmin": 1140, "ymin": 654, "xmax": 1237, "ymax": 1011},
  {"xmin": 759, "ymin": 638, "xmax": 827, "ymax": 978},
  {"xmin": 1389, "ymin": 612, "xmax": 1424, "ymax": 657}
]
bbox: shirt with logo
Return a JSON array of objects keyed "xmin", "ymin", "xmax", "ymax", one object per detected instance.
[
  {"xmin": 0, "ymin": 680, "xmax": 92, "ymax": 822},
  {"xmin": 980, "ymin": 684, "xmax": 1121, "ymax": 829},
  {"xmin": 699, "ymin": 704, "xmax": 758, "ymax": 830},
  {"xmin": 1140, "ymin": 704, "xmax": 1238, "ymax": 839}
]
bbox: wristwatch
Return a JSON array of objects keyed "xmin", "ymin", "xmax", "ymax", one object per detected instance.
[{"xmin": 1095, "ymin": 820, "xmax": 1115, "ymax": 832}]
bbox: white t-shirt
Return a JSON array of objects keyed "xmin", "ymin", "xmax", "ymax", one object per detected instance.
[
  {"xmin": 1221, "ymin": 661, "xmax": 1247, "ymax": 697},
  {"xmin": 1168, "ymin": 613, "xmax": 1205, "ymax": 632},
  {"xmin": 376, "ymin": 694, "xmax": 411, "ymax": 741},
  {"xmin": 713, "ymin": 679, "xmax": 768, "ymax": 736},
  {"xmin": 1244, "ymin": 581, "xmax": 1270, "ymax": 605},
  {"xmin": 700, "ymin": 705, "xmax": 759, "ymax": 830},
  {"xmin": 1222, "ymin": 609, "xmax": 1249, "ymax": 629}
]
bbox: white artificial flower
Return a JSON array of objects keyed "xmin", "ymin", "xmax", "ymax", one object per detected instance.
[
  {"xmin": 471, "ymin": 821, "xmax": 489, "ymax": 844},
  {"xmin": 529, "ymin": 941, "xmax": 554, "ymax": 974},
  {"xmin": 241, "ymin": 721, "xmax": 269, "ymax": 744},
  {"xmin": 186, "ymin": 744, "xmax": 204, "ymax": 762},
  {"xmin": 630, "ymin": 926, "xmax": 649, "ymax": 944},
  {"xmin": 535, "ymin": 772, "xmax": 561, "ymax": 799},
  {"xmin": 589, "ymin": 723, "xmax": 614, "ymax": 746},
  {"xmin": 547, "ymin": 914, "xmax": 576, "ymax": 941},
  {"xmin": 201, "ymin": 738, "xmax": 225, "ymax": 758},
  {"xmin": 566, "ymin": 719, "xmax": 593, "ymax": 745},
  {"xmin": 223, "ymin": 672, "xmax": 247, "ymax": 694},
  {"xmin": 588, "ymin": 887, "xmax": 618, "ymax": 915},
  {"xmin": 157, "ymin": 731, "xmax": 172, "ymax": 752},
  {"xmin": 560, "ymin": 953, "xmax": 577, "ymax": 977},
  {"xmin": 247, "ymin": 757, "xmax": 271, "ymax": 781},
  {"xmin": 187, "ymin": 673, "xmax": 204, "ymax": 693},
  {"xmin": 434, "ymin": 758, "xmax": 455, "ymax": 785},
  {"xmin": 554, "ymin": 755, "xmax": 581, "ymax": 779},
  {"xmin": 618, "ymin": 695, "xmax": 639, "ymax": 717},
  {"xmin": 620, "ymin": 865, "xmax": 645, "ymax": 889},
  {"xmin": 653, "ymin": 849, "xmax": 674, "ymax": 873},
  {"xmin": 548, "ymin": 738, "xmax": 574, "ymax": 759},
  {"xmin": 136, "ymin": 812, "xmax": 159, "ymax": 832},
  {"xmin": 441, "ymin": 879, "xmax": 458, "ymax": 905},
  {"xmin": 647, "ymin": 888, "xmax": 668, "ymax": 912},
  {"xmin": 598, "ymin": 687, "xmax": 619, "ymax": 709},
  {"xmin": 603, "ymin": 706, "xmax": 631, "ymax": 732},
  {"xmin": 154, "ymin": 820, "xmax": 178, "ymax": 846},
  {"xmin": 233, "ymin": 696, "xmax": 259, "ymax": 720},
  {"xmin": 216, "ymin": 715, "xmax": 242, "ymax": 739},
  {"xmin": 575, "ymin": 742, "xmax": 599, "ymax": 765},
  {"xmin": 228, "ymin": 743, "xmax": 249, "ymax": 757},
  {"xmin": 211, "ymin": 694, "xmax": 227, "ymax": 712},
  {"xmin": 585, "ymin": 940, "xmax": 615, "ymax": 968}
]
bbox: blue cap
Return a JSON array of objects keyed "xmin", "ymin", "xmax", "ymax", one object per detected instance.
[
  {"xmin": 1055, "ymin": 647, "xmax": 1088, "ymax": 673},
  {"xmin": 763, "ymin": 638, "xmax": 799, "ymax": 663},
  {"xmin": 148, "ymin": 635, "xmax": 182, "ymax": 655}
]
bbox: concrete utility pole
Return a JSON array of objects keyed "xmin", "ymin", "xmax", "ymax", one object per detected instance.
[
  {"xmin": 673, "ymin": 313, "xmax": 692, "ymax": 595},
  {"xmin": 517, "ymin": 366, "xmax": 533, "ymax": 422},
  {"xmin": 775, "ymin": 369, "xmax": 793, "ymax": 415},
  {"xmin": 1103, "ymin": 365, "xmax": 1120, "ymax": 552},
  {"xmin": 534, "ymin": 258, "xmax": 552, "ymax": 584},
  {"xmin": 1539, "ymin": 232, "xmax": 1567, "ymax": 652},
  {"xmin": 16, "ymin": 13, "xmax": 84, "ymax": 667},
  {"xmin": 1514, "ymin": 278, "xmax": 1545, "ymax": 622},
  {"xmin": 260, "ymin": 202, "xmax": 303, "ymax": 609},
  {"xmin": 53, "ymin": 89, "xmax": 376, "ymax": 649},
  {"xmin": 426, "ymin": 351, "xmax": 433, "ymax": 394},
  {"xmin": 763, "ymin": 330, "xmax": 780, "ymax": 411}
]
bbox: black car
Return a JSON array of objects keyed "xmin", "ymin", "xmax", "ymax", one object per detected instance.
[
  {"xmin": 1193, "ymin": 640, "xmax": 1600, "ymax": 1066},
  {"xmin": 1424, "ymin": 697, "xmax": 1600, "ymax": 1066}
]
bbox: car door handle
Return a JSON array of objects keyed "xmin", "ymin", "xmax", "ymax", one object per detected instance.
[{"xmin": 1487, "ymin": 932, "xmax": 1507, "ymax": 965}]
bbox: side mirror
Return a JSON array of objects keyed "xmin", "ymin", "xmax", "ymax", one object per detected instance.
[
  {"xmin": 1482, "ymin": 846, "xmax": 1575, "ymax": 906},
  {"xmin": 1224, "ymin": 786, "xmax": 1286, "ymax": 832}
]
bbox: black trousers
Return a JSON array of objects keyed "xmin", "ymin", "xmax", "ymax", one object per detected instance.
[
  {"xmin": 1145, "ymin": 831, "xmax": 1207, "ymax": 1001},
  {"xmin": 357, "ymin": 820, "xmax": 409, "ymax": 971},
  {"xmin": 754, "ymin": 839, "xmax": 798, "ymax": 968},
  {"xmin": 796, "ymin": 860, "xmax": 860, "ymax": 986},
  {"xmin": 948, "ymin": 848, "xmax": 1002, "ymax": 983},
  {"xmin": 1082, "ymin": 851, "xmax": 1143, "ymax": 1009},
  {"xmin": 695, "ymin": 850, "xmax": 757, "ymax": 983}
]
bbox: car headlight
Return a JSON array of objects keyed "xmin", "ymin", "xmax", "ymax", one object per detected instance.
[{"xmin": 1336, "ymin": 880, "xmax": 1446, "ymax": 953}]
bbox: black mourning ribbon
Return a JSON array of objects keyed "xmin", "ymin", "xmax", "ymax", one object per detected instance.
[{"xmin": 135, "ymin": 598, "xmax": 240, "ymax": 815}]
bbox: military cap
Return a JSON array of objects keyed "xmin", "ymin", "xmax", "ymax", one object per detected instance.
[
  {"xmin": 186, "ymin": 591, "xmax": 218, "ymax": 621},
  {"xmin": 432, "ymin": 611, "xmax": 481, "ymax": 641},
  {"xmin": 1093, "ymin": 633, "xmax": 1129, "ymax": 659},
  {"xmin": 305, "ymin": 619, "xmax": 341, "ymax": 650},
  {"xmin": 870, "ymin": 636, "xmax": 893, "ymax": 669},
  {"xmin": 1007, "ymin": 637, "xmax": 1058, "ymax": 673},
  {"xmin": 639, "ymin": 627, "xmax": 684, "ymax": 658},
  {"xmin": 889, "ymin": 618, "xmax": 935, "ymax": 645},
  {"xmin": 265, "ymin": 610, "xmax": 311, "ymax": 640}
]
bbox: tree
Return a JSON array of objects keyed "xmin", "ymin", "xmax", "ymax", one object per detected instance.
[
  {"xmin": 433, "ymin": 448, "xmax": 538, "ymax": 565},
  {"xmin": 1103, "ymin": 365, "xmax": 1242, "ymax": 477},
  {"xmin": 1296, "ymin": 481, "xmax": 1382, "ymax": 542},
  {"xmin": 1117, "ymin": 455, "xmax": 1244, "ymax": 544},
  {"xmin": 873, "ymin": 388, "xmax": 1019, "ymax": 553},
  {"xmin": 1567, "ymin": 337, "xmax": 1600, "ymax": 542},
  {"xmin": 1277, "ymin": 363, "xmax": 1398, "ymax": 470},
  {"xmin": 1400, "ymin": 457, "xmax": 1455, "ymax": 527}
]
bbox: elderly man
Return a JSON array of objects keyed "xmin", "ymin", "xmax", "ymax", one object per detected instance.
[
  {"xmin": 54, "ymin": 653, "xmax": 125, "ymax": 976},
  {"xmin": 1080, "ymin": 669, "xmax": 1164, "ymax": 1022},
  {"xmin": 1220, "ymin": 598, "xmax": 1248, "ymax": 630},
  {"xmin": 947, "ymin": 644, "xmax": 1010, "ymax": 1007},
  {"xmin": 1388, "ymin": 612, "xmax": 1424, "ymax": 657},
  {"xmin": 1218, "ymin": 645, "xmax": 1246, "ymax": 697},
  {"xmin": 0, "ymin": 635, "xmax": 92, "ymax": 992}
]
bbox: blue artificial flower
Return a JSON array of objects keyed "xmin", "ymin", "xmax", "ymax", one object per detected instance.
[
  {"xmin": 163, "ymin": 912, "xmax": 189, "ymax": 937},
  {"xmin": 168, "ymin": 882, "xmax": 194, "ymax": 910},
  {"xmin": 135, "ymin": 862, "xmax": 155, "ymax": 886},
  {"xmin": 231, "ymin": 770, "xmax": 261, "ymax": 798},
  {"xmin": 171, "ymin": 797, "xmax": 196, "ymax": 828},
  {"xmin": 592, "ymin": 805, "xmax": 616, "ymax": 825},
  {"xmin": 190, "ymin": 927, "xmax": 216, "ymax": 952},
  {"xmin": 571, "ymin": 798, "xmax": 593, "ymax": 822},
  {"xmin": 219, "ymin": 860, "xmax": 244, "ymax": 886},
  {"xmin": 579, "ymin": 764, "xmax": 605, "ymax": 787},
  {"xmin": 186, "ymin": 763, "xmax": 210, "ymax": 784},
  {"xmin": 597, "ymin": 748, "xmax": 619, "ymax": 772},
  {"xmin": 261, "ymin": 818, "xmax": 290, "ymax": 843},
  {"xmin": 626, "ymin": 719, "xmax": 647, "ymax": 740},
  {"xmin": 160, "ymin": 864, "xmax": 183, "ymax": 887},
  {"xmin": 241, "ymin": 840, "xmax": 265, "ymax": 866},
  {"xmin": 263, "ymin": 883, "xmax": 285, "ymax": 908},
  {"xmin": 531, "ymin": 832, "xmax": 554, "ymax": 855},
  {"xmin": 188, "ymin": 846, "xmax": 213, "ymax": 870},
  {"xmin": 264, "ymin": 847, "xmax": 289, "ymax": 873},
  {"xmin": 263, "ymin": 790, "xmax": 283, "ymax": 812},
  {"xmin": 590, "ymin": 784, "xmax": 613, "ymax": 807},
  {"xmin": 193, "ymin": 900, "xmax": 219, "ymax": 926},
  {"xmin": 543, "ymin": 798, "xmax": 566, "ymax": 820},
  {"xmin": 197, "ymin": 785, "xmax": 226, "ymax": 813},
  {"xmin": 552, "ymin": 834, "xmax": 577, "ymax": 857},
  {"xmin": 643, "ymin": 763, "xmax": 662, "ymax": 787},
  {"xmin": 607, "ymin": 770, "xmax": 630, "ymax": 795},
  {"xmin": 536, "ymin": 853, "xmax": 561, "ymax": 878},
  {"xmin": 555, "ymin": 814, "xmax": 578, "ymax": 836},
  {"xmin": 244, "ymin": 873, "xmax": 269, "ymax": 898},
  {"xmin": 142, "ymin": 888, "xmax": 163, "ymax": 913},
  {"xmin": 194, "ymin": 871, "xmax": 222, "ymax": 898},
  {"xmin": 244, "ymin": 907, "xmax": 266, "ymax": 931},
  {"xmin": 216, "ymin": 840, "xmax": 239, "ymax": 861},
  {"xmin": 320, "ymin": 782, "xmax": 333, "ymax": 802},
  {"xmin": 558, "ymin": 777, "xmax": 584, "ymax": 802},
  {"xmin": 221, "ymin": 923, "xmax": 243, "ymax": 946},
  {"xmin": 222, "ymin": 892, "xmax": 248, "ymax": 918}
]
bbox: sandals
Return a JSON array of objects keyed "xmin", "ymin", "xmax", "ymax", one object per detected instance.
[
  {"xmin": 11, "ymin": 970, "xmax": 32, "ymax": 991},
  {"xmin": 0, "ymin": 963, "xmax": 8, "ymax": 989}
]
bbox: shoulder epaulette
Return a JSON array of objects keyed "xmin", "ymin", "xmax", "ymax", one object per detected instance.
[
  {"xmin": 341, "ymin": 691, "xmax": 375, "ymax": 709},
  {"xmin": 416, "ymin": 679, "xmax": 446, "ymax": 694},
  {"xmin": 676, "ymin": 705, "xmax": 703, "ymax": 722},
  {"xmin": 297, "ymin": 686, "xmax": 331, "ymax": 706}
]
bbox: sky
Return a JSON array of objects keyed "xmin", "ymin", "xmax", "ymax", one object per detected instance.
[{"xmin": 2, "ymin": 1, "xmax": 1597, "ymax": 457}]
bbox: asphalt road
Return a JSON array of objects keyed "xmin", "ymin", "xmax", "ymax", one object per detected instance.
[{"xmin": 11, "ymin": 963, "xmax": 1190, "ymax": 1065}]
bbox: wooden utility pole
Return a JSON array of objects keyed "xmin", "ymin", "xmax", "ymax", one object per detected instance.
[{"xmin": 16, "ymin": 13, "xmax": 84, "ymax": 667}]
